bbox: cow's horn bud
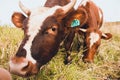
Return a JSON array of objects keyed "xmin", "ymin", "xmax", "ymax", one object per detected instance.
[
  {"xmin": 79, "ymin": 28, "xmax": 87, "ymax": 32},
  {"xmin": 62, "ymin": 0, "xmax": 76, "ymax": 14},
  {"xmin": 19, "ymin": 1, "xmax": 30, "ymax": 16}
]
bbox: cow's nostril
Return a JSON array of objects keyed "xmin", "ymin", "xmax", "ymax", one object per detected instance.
[
  {"xmin": 22, "ymin": 62, "xmax": 29, "ymax": 70},
  {"xmin": 22, "ymin": 62, "xmax": 30, "ymax": 71}
]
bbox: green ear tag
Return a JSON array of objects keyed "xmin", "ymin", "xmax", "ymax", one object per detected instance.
[{"xmin": 71, "ymin": 19, "xmax": 80, "ymax": 28}]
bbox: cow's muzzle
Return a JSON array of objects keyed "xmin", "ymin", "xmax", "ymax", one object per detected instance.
[{"xmin": 9, "ymin": 56, "xmax": 39, "ymax": 77}]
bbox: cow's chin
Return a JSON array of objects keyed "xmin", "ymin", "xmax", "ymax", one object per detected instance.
[{"xmin": 9, "ymin": 57, "xmax": 40, "ymax": 77}]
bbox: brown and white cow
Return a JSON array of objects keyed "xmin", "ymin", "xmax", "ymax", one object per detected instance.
[
  {"xmin": 9, "ymin": 0, "xmax": 77, "ymax": 77},
  {"xmin": 78, "ymin": 0, "xmax": 112, "ymax": 62},
  {"xmin": 63, "ymin": 0, "xmax": 112, "ymax": 63},
  {"xmin": 9, "ymin": 0, "xmax": 112, "ymax": 77}
]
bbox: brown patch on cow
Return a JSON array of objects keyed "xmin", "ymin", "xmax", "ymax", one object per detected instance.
[
  {"xmin": 21, "ymin": 61, "xmax": 38, "ymax": 76},
  {"xmin": 44, "ymin": 0, "xmax": 70, "ymax": 7},
  {"xmin": 54, "ymin": 8, "xmax": 65, "ymax": 20},
  {"xmin": 84, "ymin": 39, "xmax": 100, "ymax": 62},
  {"xmin": 12, "ymin": 12, "xmax": 26, "ymax": 28},
  {"xmin": 64, "ymin": 30, "xmax": 75, "ymax": 51}
]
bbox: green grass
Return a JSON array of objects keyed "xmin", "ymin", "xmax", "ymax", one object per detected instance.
[{"xmin": 0, "ymin": 24, "xmax": 120, "ymax": 80}]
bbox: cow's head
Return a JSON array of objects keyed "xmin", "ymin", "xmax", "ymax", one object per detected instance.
[
  {"xmin": 79, "ymin": 28, "xmax": 112, "ymax": 62},
  {"xmin": 9, "ymin": 0, "xmax": 76, "ymax": 77}
]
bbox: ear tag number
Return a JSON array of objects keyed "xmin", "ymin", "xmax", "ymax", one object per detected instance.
[{"xmin": 71, "ymin": 19, "xmax": 80, "ymax": 28}]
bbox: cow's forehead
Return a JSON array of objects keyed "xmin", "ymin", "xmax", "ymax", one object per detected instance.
[
  {"xmin": 89, "ymin": 32, "xmax": 100, "ymax": 48},
  {"xmin": 27, "ymin": 6, "xmax": 61, "ymax": 35}
]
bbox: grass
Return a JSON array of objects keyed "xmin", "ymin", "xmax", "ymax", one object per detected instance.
[{"xmin": 0, "ymin": 23, "xmax": 120, "ymax": 80}]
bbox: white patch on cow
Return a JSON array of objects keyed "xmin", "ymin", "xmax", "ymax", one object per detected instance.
[
  {"xmin": 89, "ymin": 32, "xmax": 100, "ymax": 48},
  {"xmin": 23, "ymin": 36, "xmax": 36, "ymax": 64},
  {"xmin": 80, "ymin": 0, "xmax": 89, "ymax": 6},
  {"xmin": 23, "ymin": 6, "xmax": 61, "ymax": 64}
]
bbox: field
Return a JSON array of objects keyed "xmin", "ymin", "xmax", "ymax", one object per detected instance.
[{"xmin": 0, "ymin": 22, "xmax": 120, "ymax": 80}]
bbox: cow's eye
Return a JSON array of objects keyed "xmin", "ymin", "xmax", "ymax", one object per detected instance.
[{"xmin": 51, "ymin": 27, "xmax": 56, "ymax": 31}]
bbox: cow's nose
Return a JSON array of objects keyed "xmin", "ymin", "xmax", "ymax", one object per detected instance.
[
  {"xmin": 9, "ymin": 56, "xmax": 29, "ymax": 77},
  {"xmin": 9, "ymin": 56, "xmax": 39, "ymax": 77}
]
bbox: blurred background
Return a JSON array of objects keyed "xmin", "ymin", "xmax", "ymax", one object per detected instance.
[{"xmin": 0, "ymin": 0, "xmax": 120, "ymax": 26}]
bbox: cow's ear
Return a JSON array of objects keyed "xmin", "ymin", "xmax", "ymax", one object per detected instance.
[
  {"xmin": 62, "ymin": 7, "xmax": 88, "ymax": 28},
  {"xmin": 11, "ymin": 12, "xmax": 26, "ymax": 28},
  {"xmin": 75, "ymin": 7, "xmax": 88, "ymax": 27},
  {"xmin": 101, "ymin": 33, "xmax": 112, "ymax": 40}
]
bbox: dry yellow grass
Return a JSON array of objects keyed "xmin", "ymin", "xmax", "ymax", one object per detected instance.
[{"xmin": 101, "ymin": 22, "xmax": 120, "ymax": 35}]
